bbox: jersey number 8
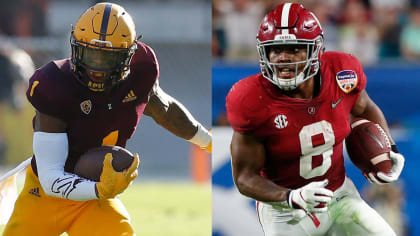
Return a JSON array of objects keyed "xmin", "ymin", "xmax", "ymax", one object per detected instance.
[{"xmin": 298, "ymin": 121, "xmax": 335, "ymax": 179}]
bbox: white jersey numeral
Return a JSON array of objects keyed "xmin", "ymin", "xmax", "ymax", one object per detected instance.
[{"xmin": 298, "ymin": 121, "xmax": 335, "ymax": 179}]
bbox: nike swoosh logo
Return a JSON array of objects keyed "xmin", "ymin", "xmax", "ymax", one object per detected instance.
[{"xmin": 331, "ymin": 96, "xmax": 344, "ymax": 108}]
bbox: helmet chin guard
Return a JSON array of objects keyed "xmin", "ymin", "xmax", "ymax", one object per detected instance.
[{"xmin": 256, "ymin": 3, "xmax": 324, "ymax": 91}]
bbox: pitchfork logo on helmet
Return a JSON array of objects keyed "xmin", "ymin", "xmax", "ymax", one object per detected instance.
[
  {"xmin": 70, "ymin": 2, "xmax": 139, "ymax": 92},
  {"xmin": 257, "ymin": 3, "xmax": 324, "ymax": 91}
]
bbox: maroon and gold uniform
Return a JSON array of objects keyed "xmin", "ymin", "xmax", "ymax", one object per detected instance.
[
  {"xmin": 4, "ymin": 41, "xmax": 158, "ymax": 236},
  {"xmin": 27, "ymin": 41, "xmax": 158, "ymax": 174}
]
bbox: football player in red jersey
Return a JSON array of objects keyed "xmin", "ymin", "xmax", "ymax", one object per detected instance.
[
  {"xmin": 226, "ymin": 3, "xmax": 404, "ymax": 236},
  {"xmin": 3, "ymin": 3, "xmax": 211, "ymax": 236}
]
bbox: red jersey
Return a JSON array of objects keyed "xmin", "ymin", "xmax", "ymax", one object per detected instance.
[
  {"xmin": 26, "ymin": 42, "xmax": 158, "ymax": 174},
  {"xmin": 226, "ymin": 52, "xmax": 367, "ymax": 191}
]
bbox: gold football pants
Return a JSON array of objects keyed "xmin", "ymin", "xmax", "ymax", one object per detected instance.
[{"xmin": 3, "ymin": 166, "xmax": 134, "ymax": 236}]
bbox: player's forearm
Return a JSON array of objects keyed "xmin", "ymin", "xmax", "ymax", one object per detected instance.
[
  {"xmin": 354, "ymin": 101, "xmax": 395, "ymax": 145},
  {"xmin": 235, "ymin": 172, "xmax": 289, "ymax": 202},
  {"xmin": 352, "ymin": 91, "xmax": 395, "ymax": 145},
  {"xmin": 165, "ymin": 100, "xmax": 212, "ymax": 149},
  {"xmin": 155, "ymin": 99, "xmax": 200, "ymax": 140},
  {"xmin": 145, "ymin": 86, "xmax": 211, "ymax": 148},
  {"xmin": 34, "ymin": 132, "xmax": 98, "ymax": 201}
]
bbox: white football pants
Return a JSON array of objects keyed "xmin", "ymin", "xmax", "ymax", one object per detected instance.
[{"xmin": 256, "ymin": 177, "xmax": 396, "ymax": 236}]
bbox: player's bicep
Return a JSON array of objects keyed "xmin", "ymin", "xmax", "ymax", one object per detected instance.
[
  {"xmin": 351, "ymin": 89, "xmax": 370, "ymax": 117},
  {"xmin": 143, "ymin": 82, "xmax": 170, "ymax": 118},
  {"xmin": 35, "ymin": 111, "xmax": 67, "ymax": 133},
  {"xmin": 231, "ymin": 132, "xmax": 265, "ymax": 183}
]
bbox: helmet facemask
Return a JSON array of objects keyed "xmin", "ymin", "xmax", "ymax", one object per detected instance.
[
  {"xmin": 257, "ymin": 35, "xmax": 324, "ymax": 91},
  {"xmin": 70, "ymin": 33, "xmax": 137, "ymax": 92}
]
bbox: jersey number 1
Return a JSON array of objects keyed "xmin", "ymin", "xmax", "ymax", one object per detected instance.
[{"xmin": 298, "ymin": 121, "xmax": 335, "ymax": 179}]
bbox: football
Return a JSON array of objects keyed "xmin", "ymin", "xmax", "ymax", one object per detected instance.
[
  {"xmin": 345, "ymin": 118, "xmax": 392, "ymax": 174},
  {"xmin": 74, "ymin": 145, "xmax": 135, "ymax": 181}
]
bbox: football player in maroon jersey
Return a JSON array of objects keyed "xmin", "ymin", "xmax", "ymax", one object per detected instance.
[
  {"xmin": 226, "ymin": 3, "xmax": 404, "ymax": 236},
  {"xmin": 3, "ymin": 3, "xmax": 211, "ymax": 235}
]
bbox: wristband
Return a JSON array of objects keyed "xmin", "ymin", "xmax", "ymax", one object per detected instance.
[
  {"xmin": 286, "ymin": 190, "xmax": 293, "ymax": 207},
  {"xmin": 391, "ymin": 144, "xmax": 399, "ymax": 153},
  {"xmin": 188, "ymin": 124, "xmax": 211, "ymax": 148}
]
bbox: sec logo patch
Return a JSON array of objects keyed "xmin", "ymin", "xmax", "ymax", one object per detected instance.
[
  {"xmin": 274, "ymin": 114, "xmax": 288, "ymax": 129},
  {"xmin": 336, "ymin": 70, "xmax": 358, "ymax": 93}
]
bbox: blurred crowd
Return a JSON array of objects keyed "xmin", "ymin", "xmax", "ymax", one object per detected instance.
[{"xmin": 213, "ymin": 0, "xmax": 420, "ymax": 65}]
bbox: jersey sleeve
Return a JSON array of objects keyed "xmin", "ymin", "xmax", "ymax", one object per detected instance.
[
  {"xmin": 130, "ymin": 42, "xmax": 160, "ymax": 103},
  {"xmin": 343, "ymin": 54, "xmax": 367, "ymax": 110},
  {"xmin": 226, "ymin": 81, "xmax": 257, "ymax": 134},
  {"xmin": 348, "ymin": 53, "xmax": 367, "ymax": 93},
  {"xmin": 324, "ymin": 51, "xmax": 367, "ymax": 94},
  {"xmin": 324, "ymin": 52, "xmax": 368, "ymax": 110},
  {"xmin": 26, "ymin": 62, "xmax": 69, "ymax": 121}
]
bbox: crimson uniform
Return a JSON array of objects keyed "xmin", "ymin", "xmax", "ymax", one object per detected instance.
[
  {"xmin": 226, "ymin": 2, "xmax": 398, "ymax": 235},
  {"xmin": 227, "ymin": 51, "xmax": 364, "ymax": 191},
  {"xmin": 4, "ymin": 42, "xmax": 158, "ymax": 236},
  {"xmin": 226, "ymin": 52, "xmax": 395, "ymax": 236}
]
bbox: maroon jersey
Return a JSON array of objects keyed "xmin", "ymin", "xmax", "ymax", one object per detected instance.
[
  {"xmin": 26, "ymin": 42, "xmax": 158, "ymax": 173},
  {"xmin": 226, "ymin": 52, "xmax": 367, "ymax": 191}
]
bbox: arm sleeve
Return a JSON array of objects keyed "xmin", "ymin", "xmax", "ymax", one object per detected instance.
[{"xmin": 33, "ymin": 132, "xmax": 98, "ymax": 201}]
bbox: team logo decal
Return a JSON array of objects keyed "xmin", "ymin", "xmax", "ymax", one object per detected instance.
[
  {"xmin": 336, "ymin": 70, "xmax": 358, "ymax": 93},
  {"xmin": 274, "ymin": 114, "xmax": 288, "ymax": 129},
  {"xmin": 80, "ymin": 100, "xmax": 92, "ymax": 115}
]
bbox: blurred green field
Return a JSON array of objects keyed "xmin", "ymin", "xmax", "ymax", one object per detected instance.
[{"xmin": 0, "ymin": 181, "xmax": 211, "ymax": 236}]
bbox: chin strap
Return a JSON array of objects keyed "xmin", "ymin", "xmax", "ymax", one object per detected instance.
[{"xmin": 273, "ymin": 71, "xmax": 305, "ymax": 91}]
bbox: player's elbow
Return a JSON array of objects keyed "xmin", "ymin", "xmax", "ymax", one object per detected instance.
[
  {"xmin": 37, "ymin": 172, "xmax": 58, "ymax": 197},
  {"xmin": 234, "ymin": 172, "xmax": 253, "ymax": 196}
]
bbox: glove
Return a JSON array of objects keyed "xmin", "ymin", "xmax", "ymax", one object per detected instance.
[
  {"xmin": 96, "ymin": 153, "xmax": 139, "ymax": 199},
  {"xmin": 287, "ymin": 180, "xmax": 333, "ymax": 213},
  {"xmin": 203, "ymin": 130, "xmax": 212, "ymax": 153},
  {"xmin": 364, "ymin": 150, "xmax": 405, "ymax": 185}
]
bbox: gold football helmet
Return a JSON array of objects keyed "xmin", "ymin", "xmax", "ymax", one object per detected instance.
[{"xmin": 71, "ymin": 2, "xmax": 138, "ymax": 92}]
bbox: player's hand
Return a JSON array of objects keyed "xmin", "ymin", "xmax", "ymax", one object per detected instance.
[
  {"xmin": 364, "ymin": 151, "xmax": 405, "ymax": 185},
  {"xmin": 287, "ymin": 180, "xmax": 333, "ymax": 213},
  {"xmin": 96, "ymin": 153, "xmax": 139, "ymax": 199}
]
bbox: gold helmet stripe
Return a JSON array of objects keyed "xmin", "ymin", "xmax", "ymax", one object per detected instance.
[{"xmin": 99, "ymin": 3, "xmax": 113, "ymax": 41}]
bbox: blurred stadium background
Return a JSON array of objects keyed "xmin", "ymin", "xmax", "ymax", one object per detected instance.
[
  {"xmin": 0, "ymin": 0, "xmax": 211, "ymax": 235},
  {"xmin": 213, "ymin": 0, "xmax": 420, "ymax": 236}
]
